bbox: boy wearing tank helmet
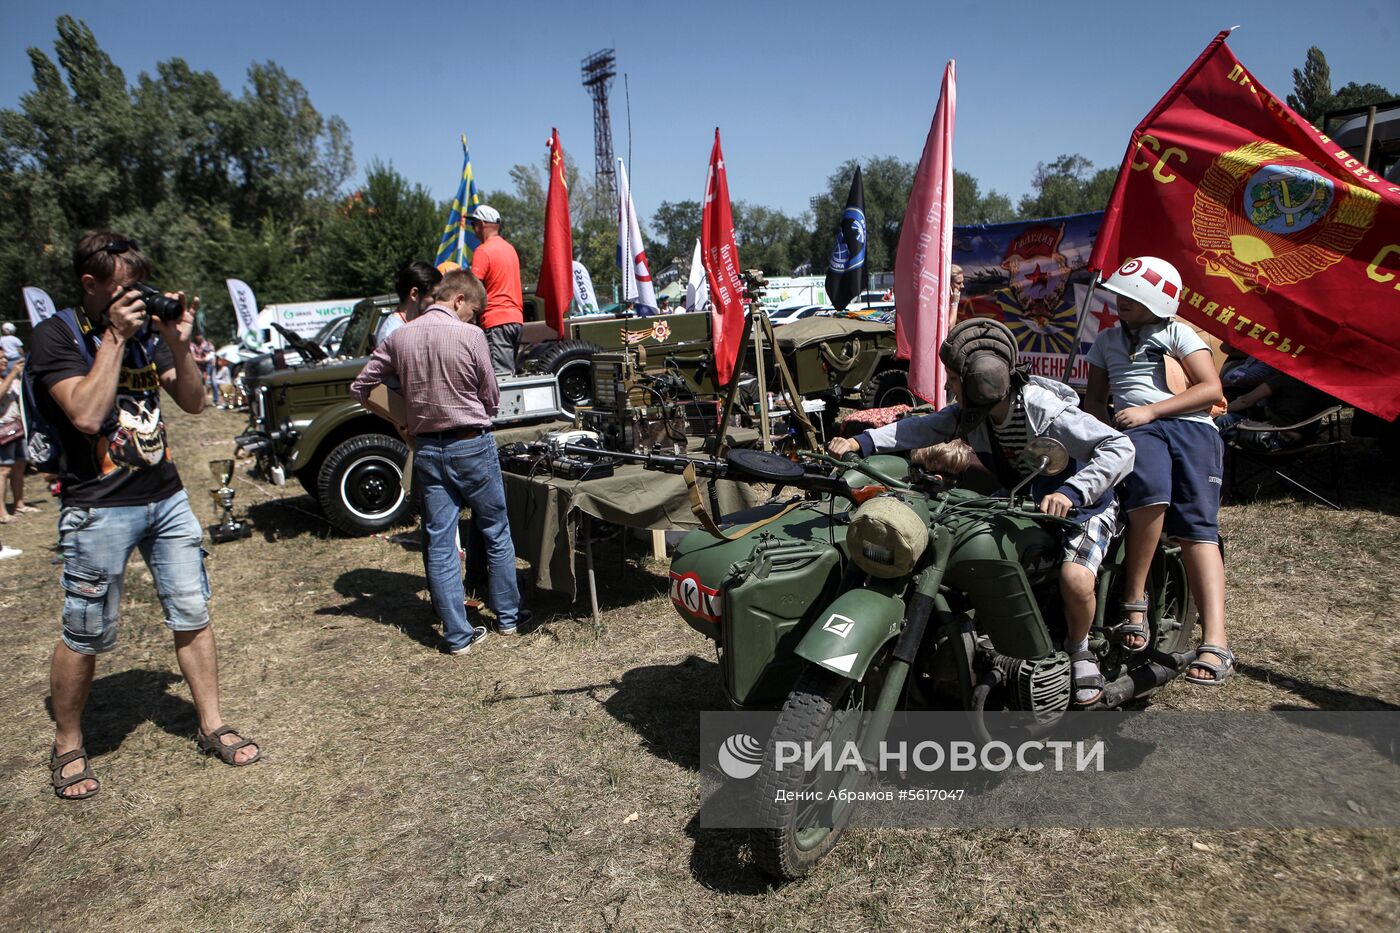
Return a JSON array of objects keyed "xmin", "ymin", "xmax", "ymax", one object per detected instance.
[
  {"xmin": 829, "ymin": 318, "xmax": 1135, "ymax": 706},
  {"xmin": 1084, "ymin": 257, "xmax": 1232, "ymax": 686}
]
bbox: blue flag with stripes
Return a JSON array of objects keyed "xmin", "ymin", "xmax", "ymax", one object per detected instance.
[{"xmin": 434, "ymin": 135, "xmax": 482, "ymax": 267}]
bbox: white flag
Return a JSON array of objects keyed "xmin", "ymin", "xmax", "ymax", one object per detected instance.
[
  {"xmin": 616, "ymin": 160, "xmax": 657, "ymax": 313},
  {"xmin": 572, "ymin": 261, "xmax": 599, "ymax": 314},
  {"xmin": 685, "ymin": 238, "xmax": 710, "ymax": 312},
  {"xmin": 21, "ymin": 287, "xmax": 57, "ymax": 328},
  {"xmin": 226, "ymin": 279, "xmax": 259, "ymax": 337}
]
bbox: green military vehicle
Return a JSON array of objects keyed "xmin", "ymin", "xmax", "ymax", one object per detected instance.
[
  {"xmin": 235, "ymin": 293, "xmax": 717, "ymax": 535},
  {"xmin": 656, "ymin": 313, "xmax": 912, "ymax": 416}
]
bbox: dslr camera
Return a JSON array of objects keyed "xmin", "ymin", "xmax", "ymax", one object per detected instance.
[{"xmin": 124, "ymin": 282, "xmax": 185, "ymax": 323}]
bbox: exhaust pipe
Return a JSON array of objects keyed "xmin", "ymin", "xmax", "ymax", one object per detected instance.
[{"xmin": 1097, "ymin": 648, "xmax": 1195, "ymax": 708}]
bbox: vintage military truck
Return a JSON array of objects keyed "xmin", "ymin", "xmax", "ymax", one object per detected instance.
[
  {"xmin": 656, "ymin": 313, "xmax": 911, "ymax": 416},
  {"xmin": 235, "ymin": 293, "xmax": 717, "ymax": 534}
]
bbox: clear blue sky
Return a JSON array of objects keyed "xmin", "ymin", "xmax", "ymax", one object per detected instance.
[{"xmin": 3, "ymin": 1, "xmax": 1397, "ymax": 225}]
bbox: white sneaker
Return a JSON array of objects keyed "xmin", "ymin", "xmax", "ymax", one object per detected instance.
[{"xmin": 0, "ymin": 546, "xmax": 22, "ymax": 560}]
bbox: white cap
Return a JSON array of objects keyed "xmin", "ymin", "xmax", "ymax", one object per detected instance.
[
  {"xmin": 468, "ymin": 204, "xmax": 501, "ymax": 224},
  {"xmin": 1, "ymin": 322, "xmax": 15, "ymax": 334}
]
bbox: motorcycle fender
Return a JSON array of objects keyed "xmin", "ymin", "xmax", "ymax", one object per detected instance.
[{"xmin": 795, "ymin": 589, "xmax": 904, "ymax": 681}]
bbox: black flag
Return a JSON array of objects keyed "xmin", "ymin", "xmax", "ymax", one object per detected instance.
[{"xmin": 825, "ymin": 166, "xmax": 869, "ymax": 311}]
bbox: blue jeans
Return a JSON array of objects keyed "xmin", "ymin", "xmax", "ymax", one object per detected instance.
[
  {"xmin": 205, "ymin": 360, "xmax": 220, "ymax": 404},
  {"xmin": 413, "ymin": 434, "xmax": 520, "ymax": 649},
  {"xmin": 56, "ymin": 489, "xmax": 210, "ymax": 654}
]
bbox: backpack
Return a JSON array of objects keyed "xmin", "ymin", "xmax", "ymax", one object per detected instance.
[{"xmin": 22, "ymin": 308, "xmax": 94, "ymax": 474}]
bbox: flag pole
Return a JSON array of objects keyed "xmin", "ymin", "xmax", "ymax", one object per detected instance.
[{"xmin": 1059, "ymin": 271, "xmax": 1101, "ymax": 388}]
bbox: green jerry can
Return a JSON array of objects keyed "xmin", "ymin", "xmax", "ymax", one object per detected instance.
[
  {"xmin": 668, "ymin": 500, "xmax": 848, "ymax": 709},
  {"xmin": 665, "ymin": 455, "xmax": 912, "ymax": 709}
]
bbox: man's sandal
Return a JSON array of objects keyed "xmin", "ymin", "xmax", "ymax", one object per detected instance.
[
  {"xmin": 197, "ymin": 726, "xmax": 262, "ymax": 767},
  {"xmin": 1109, "ymin": 598, "xmax": 1151, "ymax": 654},
  {"xmin": 1070, "ymin": 648, "xmax": 1105, "ymax": 707},
  {"xmin": 50, "ymin": 745, "xmax": 100, "ymax": 800},
  {"xmin": 1185, "ymin": 644, "xmax": 1236, "ymax": 686}
]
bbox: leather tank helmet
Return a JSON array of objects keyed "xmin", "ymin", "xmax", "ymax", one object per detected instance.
[{"xmin": 938, "ymin": 317, "xmax": 1025, "ymax": 435}]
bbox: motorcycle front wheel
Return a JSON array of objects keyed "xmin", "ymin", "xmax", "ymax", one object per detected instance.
[{"xmin": 751, "ymin": 655, "xmax": 892, "ymax": 880}]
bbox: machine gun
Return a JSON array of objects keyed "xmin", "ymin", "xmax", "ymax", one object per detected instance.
[{"xmin": 562, "ymin": 444, "xmax": 847, "ymax": 497}]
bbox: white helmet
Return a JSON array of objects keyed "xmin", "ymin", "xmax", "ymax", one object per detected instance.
[{"xmin": 1100, "ymin": 256, "xmax": 1182, "ymax": 319}]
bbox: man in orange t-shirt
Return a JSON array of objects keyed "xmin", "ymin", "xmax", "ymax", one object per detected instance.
[{"xmin": 467, "ymin": 205, "xmax": 524, "ymax": 375}]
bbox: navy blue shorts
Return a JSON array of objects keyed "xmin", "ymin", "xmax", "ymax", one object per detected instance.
[{"xmin": 1122, "ymin": 419, "xmax": 1223, "ymax": 544}]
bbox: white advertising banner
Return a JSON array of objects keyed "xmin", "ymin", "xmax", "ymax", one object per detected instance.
[
  {"xmin": 226, "ymin": 279, "xmax": 259, "ymax": 337},
  {"xmin": 572, "ymin": 261, "xmax": 599, "ymax": 314},
  {"xmin": 262, "ymin": 298, "xmax": 361, "ymax": 340},
  {"xmin": 22, "ymin": 286, "xmax": 58, "ymax": 327}
]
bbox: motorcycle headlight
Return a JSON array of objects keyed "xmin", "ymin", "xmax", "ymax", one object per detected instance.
[{"xmin": 846, "ymin": 495, "xmax": 928, "ymax": 579}]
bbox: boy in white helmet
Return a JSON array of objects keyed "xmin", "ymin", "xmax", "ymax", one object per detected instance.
[{"xmin": 1085, "ymin": 257, "xmax": 1233, "ymax": 685}]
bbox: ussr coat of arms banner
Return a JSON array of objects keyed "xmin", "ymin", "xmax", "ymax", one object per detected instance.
[{"xmin": 1090, "ymin": 30, "xmax": 1400, "ymax": 420}]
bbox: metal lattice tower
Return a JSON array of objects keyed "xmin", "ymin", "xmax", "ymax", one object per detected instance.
[{"xmin": 581, "ymin": 48, "xmax": 617, "ymax": 206}]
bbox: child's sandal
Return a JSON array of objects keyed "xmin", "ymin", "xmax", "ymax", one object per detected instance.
[
  {"xmin": 1109, "ymin": 598, "xmax": 1151, "ymax": 654},
  {"xmin": 1184, "ymin": 644, "xmax": 1236, "ymax": 686}
]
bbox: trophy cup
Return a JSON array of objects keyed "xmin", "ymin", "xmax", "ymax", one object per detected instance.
[{"xmin": 207, "ymin": 458, "xmax": 251, "ymax": 543}]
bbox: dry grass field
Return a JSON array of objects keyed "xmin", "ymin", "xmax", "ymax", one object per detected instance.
[{"xmin": 1, "ymin": 404, "xmax": 1397, "ymax": 932}]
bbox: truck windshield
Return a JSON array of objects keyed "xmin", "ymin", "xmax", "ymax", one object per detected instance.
[{"xmin": 339, "ymin": 303, "xmax": 380, "ymax": 359}]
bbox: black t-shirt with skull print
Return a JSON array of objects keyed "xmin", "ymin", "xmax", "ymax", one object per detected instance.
[{"xmin": 29, "ymin": 311, "xmax": 183, "ymax": 508}]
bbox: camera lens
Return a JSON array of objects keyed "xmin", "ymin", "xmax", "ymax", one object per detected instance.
[{"xmin": 132, "ymin": 283, "xmax": 185, "ymax": 322}]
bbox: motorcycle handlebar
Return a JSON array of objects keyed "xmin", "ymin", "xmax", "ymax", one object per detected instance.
[{"xmin": 561, "ymin": 446, "xmax": 1074, "ymax": 524}]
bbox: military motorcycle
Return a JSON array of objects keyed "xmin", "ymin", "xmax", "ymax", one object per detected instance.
[{"xmin": 583, "ymin": 440, "xmax": 1199, "ymax": 880}]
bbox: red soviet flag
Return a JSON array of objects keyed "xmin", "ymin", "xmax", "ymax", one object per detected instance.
[
  {"xmin": 894, "ymin": 60, "xmax": 956, "ymax": 407},
  {"xmin": 1091, "ymin": 31, "xmax": 1400, "ymax": 419},
  {"xmin": 702, "ymin": 129, "xmax": 745, "ymax": 386},
  {"xmin": 538, "ymin": 128, "xmax": 573, "ymax": 338}
]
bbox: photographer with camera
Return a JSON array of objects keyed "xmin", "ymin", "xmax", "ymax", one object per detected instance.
[{"xmin": 28, "ymin": 231, "xmax": 260, "ymax": 801}]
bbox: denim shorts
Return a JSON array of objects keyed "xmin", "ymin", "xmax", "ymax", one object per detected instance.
[
  {"xmin": 56, "ymin": 489, "xmax": 210, "ymax": 654},
  {"xmin": 1122, "ymin": 420, "xmax": 1224, "ymax": 544}
]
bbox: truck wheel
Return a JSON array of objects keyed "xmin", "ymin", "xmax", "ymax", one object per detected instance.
[
  {"xmin": 860, "ymin": 368, "xmax": 916, "ymax": 409},
  {"xmin": 316, "ymin": 434, "xmax": 413, "ymax": 535},
  {"xmin": 530, "ymin": 340, "xmax": 602, "ymax": 414}
]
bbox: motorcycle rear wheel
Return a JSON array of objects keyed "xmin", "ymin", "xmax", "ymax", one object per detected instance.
[
  {"xmin": 1151, "ymin": 543, "xmax": 1198, "ymax": 657},
  {"xmin": 751, "ymin": 656, "xmax": 891, "ymax": 880}
]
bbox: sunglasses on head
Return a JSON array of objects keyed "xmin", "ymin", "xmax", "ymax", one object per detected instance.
[{"xmin": 78, "ymin": 238, "xmax": 140, "ymax": 266}]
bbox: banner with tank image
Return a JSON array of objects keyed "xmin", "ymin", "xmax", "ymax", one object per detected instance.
[{"xmin": 698, "ymin": 710, "xmax": 1400, "ymax": 830}]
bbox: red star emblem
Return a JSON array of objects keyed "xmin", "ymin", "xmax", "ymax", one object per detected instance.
[
  {"xmin": 1091, "ymin": 301, "xmax": 1118, "ymax": 333},
  {"xmin": 1025, "ymin": 263, "xmax": 1049, "ymax": 288}
]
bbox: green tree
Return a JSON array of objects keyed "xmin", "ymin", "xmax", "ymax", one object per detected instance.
[
  {"xmin": 806, "ymin": 156, "xmax": 915, "ymax": 275},
  {"xmin": 953, "ymin": 171, "xmax": 1016, "ymax": 225},
  {"xmin": 1330, "ymin": 81, "xmax": 1396, "ymax": 113},
  {"xmin": 0, "ymin": 16, "xmax": 355, "ymax": 340},
  {"xmin": 1016, "ymin": 154, "xmax": 1116, "ymax": 219},
  {"xmin": 650, "ymin": 199, "xmax": 702, "ymax": 268},
  {"xmin": 318, "ymin": 161, "xmax": 439, "ymax": 298},
  {"xmin": 1288, "ymin": 46, "xmax": 1333, "ymax": 123},
  {"xmin": 733, "ymin": 202, "xmax": 803, "ymax": 276},
  {"xmin": 574, "ymin": 213, "xmax": 619, "ymax": 302},
  {"xmin": 1288, "ymin": 46, "xmax": 1393, "ymax": 128}
]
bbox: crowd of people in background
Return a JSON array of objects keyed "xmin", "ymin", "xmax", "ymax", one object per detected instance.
[{"xmin": 1, "ymin": 212, "xmax": 1350, "ymax": 797}]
